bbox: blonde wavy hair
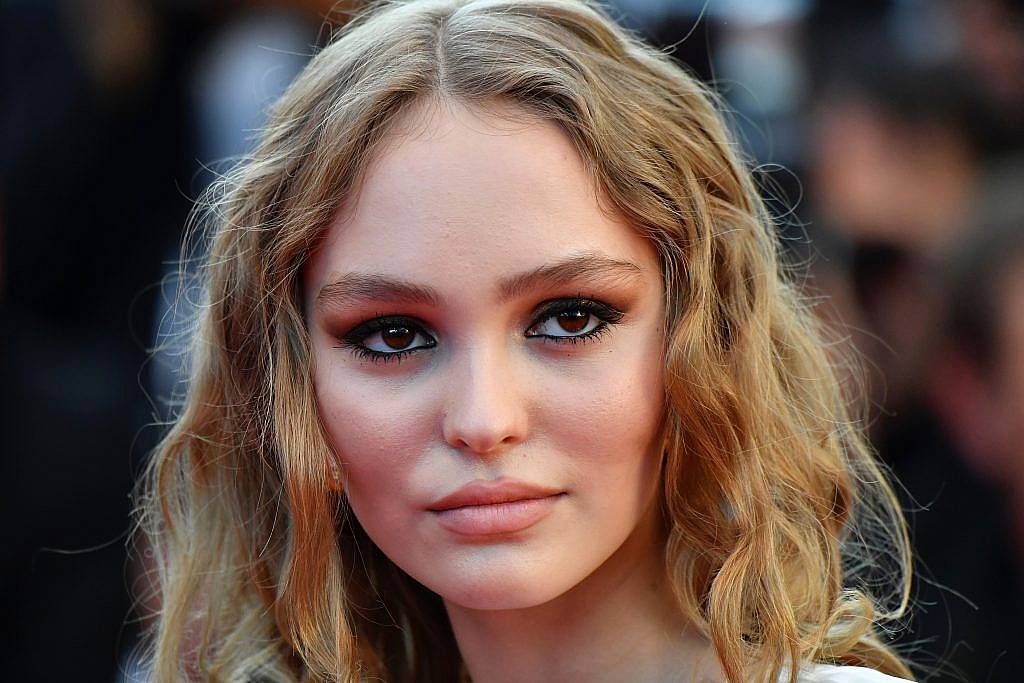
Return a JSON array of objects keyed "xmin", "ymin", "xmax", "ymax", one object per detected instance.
[{"xmin": 136, "ymin": 0, "xmax": 914, "ymax": 680}]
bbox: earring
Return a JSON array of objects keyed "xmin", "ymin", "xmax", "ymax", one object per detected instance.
[{"xmin": 327, "ymin": 458, "xmax": 343, "ymax": 489}]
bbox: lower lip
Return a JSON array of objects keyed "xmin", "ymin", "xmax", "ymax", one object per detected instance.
[{"xmin": 431, "ymin": 494, "xmax": 564, "ymax": 536}]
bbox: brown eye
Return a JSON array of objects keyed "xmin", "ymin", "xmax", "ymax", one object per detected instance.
[
  {"xmin": 528, "ymin": 301, "xmax": 606, "ymax": 339},
  {"xmin": 556, "ymin": 310, "xmax": 589, "ymax": 333},
  {"xmin": 341, "ymin": 317, "xmax": 436, "ymax": 361},
  {"xmin": 526, "ymin": 300, "xmax": 615, "ymax": 341},
  {"xmin": 382, "ymin": 325, "xmax": 415, "ymax": 349}
]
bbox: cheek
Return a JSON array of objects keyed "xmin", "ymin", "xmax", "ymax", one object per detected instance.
[
  {"xmin": 541, "ymin": 340, "xmax": 666, "ymax": 490},
  {"xmin": 312, "ymin": 363, "xmax": 433, "ymax": 513}
]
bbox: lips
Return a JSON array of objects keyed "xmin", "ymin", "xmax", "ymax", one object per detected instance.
[
  {"xmin": 427, "ymin": 478, "xmax": 565, "ymax": 536},
  {"xmin": 428, "ymin": 478, "xmax": 564, "ymax": 511}
]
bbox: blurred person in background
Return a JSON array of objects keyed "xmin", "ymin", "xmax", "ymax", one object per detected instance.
[
  {"xmin": 802, "ymin": 1, "xmax": 1024, "ymax": 679},
  {"xmin": 936, "ymin": 198, "xmax": 1024, "ymax": 588}
]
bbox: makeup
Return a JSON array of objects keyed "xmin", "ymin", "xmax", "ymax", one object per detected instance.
[
  {"xmin": 304, "ymin": 97, "xmax": 667, "ymax": 612},
  {"xmin": 427, "ymin": 478, "xmax": 566, "ymax": 536}
]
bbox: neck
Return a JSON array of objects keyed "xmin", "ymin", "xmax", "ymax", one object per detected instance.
[{"xmin": 443, "ymin": 501, "xmax": 722, "ymax": 683}]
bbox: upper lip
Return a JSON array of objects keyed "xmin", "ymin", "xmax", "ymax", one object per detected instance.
[{"xmin": 427, "ymin": 478, "xmax": 563, "ymax": 511}]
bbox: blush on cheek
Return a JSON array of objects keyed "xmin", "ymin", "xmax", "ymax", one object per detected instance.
[
  {"xmin": 315, "ymin": 364, "xmax": 423, "ymax": 454},
  {"xmin": 313, "ymin": 374, "xmax": 437, "ymax": 515},
  {"xmin": 320, "ymin": 403, "xmax": 407, "ymax": 477},
  {"xmin": 316, "ymin": 399, "xmax": 410, "ymax": 538},
  {"xmin": 546, "ymin": 351, "xmax": 664, "ymax": 459}
]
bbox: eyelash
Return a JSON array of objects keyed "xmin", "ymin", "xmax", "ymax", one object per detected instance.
[{"xmin": 335, "ymin": 297, "xmax": 625, "ymax": 365}]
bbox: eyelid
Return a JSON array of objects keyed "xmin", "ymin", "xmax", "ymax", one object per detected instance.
[{"xmin": 342, "ymin": 314, "xmax": 436, "ymax": 342}]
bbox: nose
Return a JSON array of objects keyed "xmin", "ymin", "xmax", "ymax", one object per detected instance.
[{"xmin": 442, "ymin": 340, "xmax": 528, "ymax": 456}]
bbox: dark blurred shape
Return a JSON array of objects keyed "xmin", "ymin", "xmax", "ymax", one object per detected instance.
[
  {"xmin": 957, "ymin": 0, "xmax": 1024, "ymax": 152},
  {"xmin": 2, "ymin": 0, "xmax": 199, "ymax": 678},
  {"xmin": 938, "ymin": 171, "xmax": 1024, "ymax": 536},
  {"xmin": 802, "ymin": 2, "xmax": 1024, "ymax": 680},
  {"xmin": 2, "ymin": 0, "xmax": 319, "ymax": 680}
]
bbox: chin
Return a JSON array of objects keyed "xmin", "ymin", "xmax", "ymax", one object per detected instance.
[
  {"xmin": 420, "ymin": 555, "xmax": 582, "ymax": 611},
  {"xmin": 436, "ymin": 578, "xmax": 566, "ymax": 611}
]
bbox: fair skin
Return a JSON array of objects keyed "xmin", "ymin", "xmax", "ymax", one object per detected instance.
[{"xmin": 303, "ymin": 97, "xmax": 720, "ymax": 682}]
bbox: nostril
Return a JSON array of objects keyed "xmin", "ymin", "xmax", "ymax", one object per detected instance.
[{"xmin": 443, "ymin": 414, "xmax": 525, "ymax": 456}]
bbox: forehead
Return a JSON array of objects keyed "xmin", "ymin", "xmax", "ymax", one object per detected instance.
[{"xmin": 305, "ymin": 98, "xmax": 659, "ymax": 291}]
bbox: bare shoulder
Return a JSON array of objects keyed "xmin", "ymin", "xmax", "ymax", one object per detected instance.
[{"xmin": 795, "ymin": 663, "xmax": 914, "ymax": 682}]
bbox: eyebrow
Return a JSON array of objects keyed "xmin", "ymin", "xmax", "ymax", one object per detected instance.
[{"xmin": 315, "ymin": 252, "xmax": 645, "ymax": 310}]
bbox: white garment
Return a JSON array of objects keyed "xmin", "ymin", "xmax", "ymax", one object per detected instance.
[{"xmin": 796, "ymin": 663, "xmax": 913, "ymax": 682}]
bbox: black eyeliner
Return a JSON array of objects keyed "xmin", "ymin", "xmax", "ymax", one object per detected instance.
[
  {"xmin": 337, "ymin": 295, "xmax": 626, "ymax": 364},
  {"xmin": 529, "ymin": 296, "xmax": 625, "ymax": 328},
  {"xmin": 340, "ymin": 315, "xmax": 432, "ymax": 345},
  {"xmin": 522, "ymin": 295, "xmax": 626, "ymax": 349},
  {"xmin": 335, "ymin": 315, "xmax": 436, "ymax": 365}
]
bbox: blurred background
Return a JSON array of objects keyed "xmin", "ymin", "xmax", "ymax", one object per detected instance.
[{"xmin": 3, "ymin": 0, "xmax": 1023, "ymax": 680}]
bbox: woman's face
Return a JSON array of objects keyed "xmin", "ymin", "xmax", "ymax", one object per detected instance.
[{"xmin": 303, "ymin": 99, "xmax": 667, "ymax": 610}]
